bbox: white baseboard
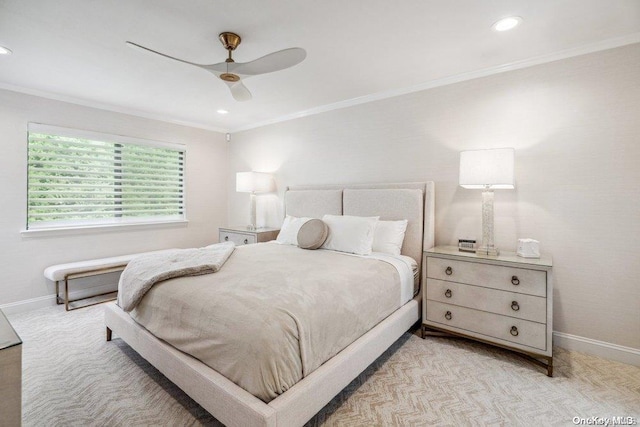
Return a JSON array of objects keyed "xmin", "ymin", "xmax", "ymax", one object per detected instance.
[
  {"xmin": 553, "ymin": 331, "xmax": 640, "ymax": 367},
  {"xmin": 0, "ymin": 283, "xmax": 117, "ymax": 315}
]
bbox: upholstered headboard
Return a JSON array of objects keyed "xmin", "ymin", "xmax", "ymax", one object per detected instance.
[{"xmin": 284, "ymin": 182, "xmax": 435, "ymax": 274}]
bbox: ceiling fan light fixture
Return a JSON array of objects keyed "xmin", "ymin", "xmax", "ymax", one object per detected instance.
[
  {"xmin": 216, "ymin": 109, "xmax": 229, "ymax": 115},
  {"xmin": 220, "ymin": 73, "xmax": 240, "ymax": 82},
  {"xmin": 0, "ymin": 45, "xmax": 13, "ymax": 55},
  {"xmin": 492, "ymin": 16, "xmax": 522, "ymax": 32}
]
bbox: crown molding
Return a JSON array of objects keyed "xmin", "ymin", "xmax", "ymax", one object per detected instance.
[
  {"xmin": 2, "ymin": 33, "xmax": 639, "ymax": 135},
  {"xmin": 230, "ymin": 32, "xmax": 640, "ymax": 133},
  {"xmin": 0, "ymin": 82, "xmax": 229, "ymax": 134}
]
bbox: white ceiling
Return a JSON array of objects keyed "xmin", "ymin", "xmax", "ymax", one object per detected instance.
[{"xmin": 0, "ymin": 0, "xmax": 639, "ymax": 133}]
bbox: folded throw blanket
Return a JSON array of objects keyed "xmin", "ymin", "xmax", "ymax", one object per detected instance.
[{"xmin": 118, "ymin": 242, "xmax": 235, "ymax": 312}]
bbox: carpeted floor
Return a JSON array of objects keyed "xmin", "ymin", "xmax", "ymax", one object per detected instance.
[{"xmin": 8, "ymin": 305, "xmax": 640, "ymax": 426}]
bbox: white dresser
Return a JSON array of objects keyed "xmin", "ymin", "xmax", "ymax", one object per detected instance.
[
  {"xmin": 422, "ymin": 246, "xmax": 553, "ymax": 376},
  {"xmin": 0, "ymin": 309, "xmax": 22, "ymax": 426}
]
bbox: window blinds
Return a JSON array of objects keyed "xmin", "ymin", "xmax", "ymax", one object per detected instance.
[{"xmin": 27, "ymin": 124, "xmax": 185, "ymax": 230}]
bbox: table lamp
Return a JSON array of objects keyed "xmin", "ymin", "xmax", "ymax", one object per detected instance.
[
  {"xmin": 459, "ymin": 148, "xmax": 515, "ymax": 256},
  {"xmin": 236, "ymin": 172, "xmax": 275, "ymax": 230}
]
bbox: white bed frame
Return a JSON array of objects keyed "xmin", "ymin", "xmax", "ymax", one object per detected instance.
[{"xmin": 104, "ymin": 181, "xmax": 435, "ymax": 426}]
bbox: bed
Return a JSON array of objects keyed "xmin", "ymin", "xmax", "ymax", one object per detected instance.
[{"xmin": 104, "ymin": 181, "xmax": 435, "ymax": 426}]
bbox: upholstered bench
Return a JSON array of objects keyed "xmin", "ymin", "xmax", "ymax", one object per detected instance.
[{"xmin": 44, "ymin": 249, "xmax": 173, "ymax": 311}]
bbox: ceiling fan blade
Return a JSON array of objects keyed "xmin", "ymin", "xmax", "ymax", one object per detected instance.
[
  {"xmin": 232, "ymin": 48, "xmax": 306, "ymax": 76},
  {"xmin": 225, "ymin": 80, "xmax": 252, "ymax": 102},
  {"xmin": 126, "ymin": 41, "xmax": 206, "ymax": 68}
]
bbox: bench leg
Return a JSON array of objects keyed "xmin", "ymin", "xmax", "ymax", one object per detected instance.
[
  {"xmin": 55, "ymin": 281, "xmax": 63, "ymax": 305},
  {"xmin": 106, "ymin": 327, "xmax": 112, "ymax": 342},
  {"xmin": 65, "ymin": 277, "xmax": 70, "ymax": 311},
  {"xmin": 52, "ymin": 265, "xmax": 125, "ymax": 311}
]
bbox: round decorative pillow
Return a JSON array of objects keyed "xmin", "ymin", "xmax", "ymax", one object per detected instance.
[{"xmin": 297, "ymin": 219, "xmax": 328, "ymax": 250}]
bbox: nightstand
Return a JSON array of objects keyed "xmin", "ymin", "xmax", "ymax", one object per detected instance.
[
  {"xmin": 219, "ymin": 226, "xmax": 280, "ymax": 246},
  {"xmin": 421, "ymin": 246, "xmax": 553, "ymax": 376}
]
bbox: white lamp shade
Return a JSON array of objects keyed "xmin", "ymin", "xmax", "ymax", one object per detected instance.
[
  {"xmin": 459, "ymin": 148, "xmax": 515, "ymax": 189},
  {"xmin": 236, "ymin": 171, "xmax": 275, "ymax": 193}
]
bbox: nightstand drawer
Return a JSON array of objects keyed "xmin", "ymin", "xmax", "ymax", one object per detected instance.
[
  {"xmin": 426, "ymin": 279, "xmax": 546, "ymax": 323},
  {"xmin": 219, "ymin": 231, "xmax": 257, "ymax": 245},
  {"xmin": 427, "ymin": 257, "xmax": 546, "ymax": 297},
  {"xmin": 426, "ymin": 300, "xmax": 547, "ymax": 351}
]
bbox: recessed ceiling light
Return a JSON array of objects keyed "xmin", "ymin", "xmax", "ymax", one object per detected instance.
[
  {"xmin": 217, "ymin": 109, "xmax": 229, "ymax": 115},
  {"xmin": 0, "ymin": 46, "xmax": 13, "ymax": 55},
  {"xmin": 492, "ymin": 16, "xmax": 522, "ymax": 32}
]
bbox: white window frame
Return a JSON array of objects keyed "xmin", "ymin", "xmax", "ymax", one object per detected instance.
[{"xmin": 23, "ymin": 123, "xmax": 187, "ymax": 235}]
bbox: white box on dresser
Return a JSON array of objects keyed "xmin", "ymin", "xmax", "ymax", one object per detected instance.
[{"xmin": 421, "ymin": 246, "xmax": 554, "ymax": 376}]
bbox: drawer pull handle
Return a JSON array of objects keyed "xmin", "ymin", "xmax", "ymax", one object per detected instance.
[
  {"xmin": 224, "ymin": 236, "xmax": 229, "ymax": 241},
  {"xmin": 445, "ymin": 289, "xmax": 452, "ymax": 298},
  {"xmin": 510, "ymin": 326, "xmax": 519, "ymax": 336},
  {"xmin": 445, "ymin": 311, "xmax": 452, "ymax": 320},
  {"xmin": 445, "ymin": 266, "xmax": 453, "ymax": 276},
  {"xmin": 511, "ymin": 276, "xmax": 520, "ymax": 286},
  {"xmin": 511, "ymin": 301, "xmax": 520, "ymax": 311},
  {"xmin": 244, "ymin": 239, "xmax": 249, "ymax": 244}
]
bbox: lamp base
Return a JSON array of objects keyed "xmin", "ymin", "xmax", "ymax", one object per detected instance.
[
  {"xmin": 476, "ymin": 245, "xmax": 499, "ymax": 257},
  {"xmin": 479, "ymin": 189, "xmax": 499, "ymax": 257},
  {"xmin": 248, "ymin": 193, "xmax": 257, "ymax": 231}
]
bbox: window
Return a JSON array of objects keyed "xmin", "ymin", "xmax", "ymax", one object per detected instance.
[{"xmin": 27, "ymin": 124, "xmax": 185, "ymax": 231}]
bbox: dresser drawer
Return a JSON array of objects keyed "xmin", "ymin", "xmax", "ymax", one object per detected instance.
[
  {"xmin": 426, "ymin": 279, "xmax": 546, "ymax": 323},
  {"xmin": 427, "ymin": 257, "xmax": 546, "ymax": 297},
  {"xmin": 425, "ymin": 300, "xmax": 547, "ymax": 351},
  {"xmin": 219, "ymin": 231, "xmax": 257, "ymax": 245}
]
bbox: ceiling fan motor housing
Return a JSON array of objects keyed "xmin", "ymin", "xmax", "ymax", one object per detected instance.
[
  {"xmin": 219, "ymin": 32, "xmax": 241, "ymax": 51},
  {"xmin": 219, "ymin": 32, "xmax": 241, "ymax": 81}
]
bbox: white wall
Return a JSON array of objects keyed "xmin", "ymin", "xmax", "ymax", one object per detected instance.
[
  {"xmin": 229, "ymin": 44, "xmax": 640, "ymax": 352},
  {"xmin": 0, "ymin": 89, "xmax": 228, "ymax": 310}
]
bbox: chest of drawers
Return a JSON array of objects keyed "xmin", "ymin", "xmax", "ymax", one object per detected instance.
[
  {"xmin": 422, "ymin": 246, "xmax": 553, "ymax": 375},
  {"xmin": 218, "ymin": 226, "xmax": 280, "ymax": 246},
  {"xmin": 1, "ymin": 309, "xmax": 22, "ymax": 426}
]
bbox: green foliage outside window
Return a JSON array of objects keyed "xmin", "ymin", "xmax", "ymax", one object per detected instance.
[{"xmin": 27, "ymin": 128, "xmax": 185, "ymax": 229}]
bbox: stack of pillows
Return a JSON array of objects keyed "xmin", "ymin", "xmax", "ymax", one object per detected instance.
[{"xmin": 276, "ymin": 214, "xmax": 408, "ymax": 256}]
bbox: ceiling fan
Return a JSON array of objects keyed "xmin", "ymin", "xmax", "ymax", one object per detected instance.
[{"xmin": 126, "ymin": 32, "xmax": 306, "ymax": 102}]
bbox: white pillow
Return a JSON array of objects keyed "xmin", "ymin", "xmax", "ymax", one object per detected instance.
[
  {"xmin": 372, "ymin": 219, "xmax": 408, "ymax": 256},
  {"xmin": 276, "ymin": 215, "xmax": 313, "ymax": 245},
  {"xmin": 321, "ymin": 215, "xmax": 379, "ymax": 255}
]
